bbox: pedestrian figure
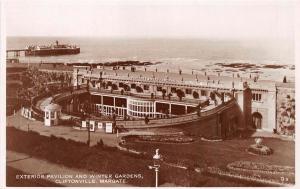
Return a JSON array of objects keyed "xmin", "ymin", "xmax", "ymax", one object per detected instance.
[{"xmin": 145, "ymin": 115, "xmax": 150, "ymax": 124}]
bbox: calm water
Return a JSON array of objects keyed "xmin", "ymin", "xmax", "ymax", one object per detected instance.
[
  {"xmin": 7, "ymin": 37, "xmax": 293, "ymax": 65},
  {"xmin": 6, "ymin": 37, "xmax": 294, "ymax": 81}
]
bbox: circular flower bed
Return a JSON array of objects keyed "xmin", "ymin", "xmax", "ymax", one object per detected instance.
[{"xmin": 247, "ymin": 144, "xmax": 273, "ymax": 155}]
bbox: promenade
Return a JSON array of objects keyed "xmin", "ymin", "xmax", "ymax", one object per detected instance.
[
  {"xmin": 7, "ymin": 111, "xmax": 119, "ymax": 147},
  {"xmin": 79, "ymin": 67, "xmax": 277, "ymax": 91}
]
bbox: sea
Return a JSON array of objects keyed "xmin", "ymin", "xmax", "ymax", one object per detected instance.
[{"xmin": 6, "ymin": 37, "xmax": 294, "ymax": 81}]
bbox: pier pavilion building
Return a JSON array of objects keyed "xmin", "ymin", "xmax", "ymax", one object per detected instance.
[{"xmin": 67, "ymin": 65, "xmax": 279, "ymax": 134}]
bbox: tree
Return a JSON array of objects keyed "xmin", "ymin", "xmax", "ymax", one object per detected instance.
[
  {"xmin": 107, "ymin": 81, "xmax": 112, "ymax": 87},
  {"xmin": 123, "ymin": 84, "xmax": 130, "ymax": 91},
  {"xmin": 136, "ymin": 86, "xmax": 143, "ymax": 93},
  {"xmin": 176, "ymin": 89, "xmax": 185, "ymax": 101},
  {"xmin": 112, "ymin": 83, "xmax": 118, "ymax": 91},
  {"xmin": 162, "ymin": 89, "xmax": 167, "ymax": 99},
  {"xmin": 193, "ymin": 91, "xmax": 199, "ymax": 99},
  {"xmin": 168, "ymin": 93, "xmax": 172, "ymax": 100}
]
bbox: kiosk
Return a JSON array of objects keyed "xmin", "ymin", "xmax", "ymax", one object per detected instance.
[{"xmin": 44, "ymin": 103, "xmax": 62, "ymax": 126}]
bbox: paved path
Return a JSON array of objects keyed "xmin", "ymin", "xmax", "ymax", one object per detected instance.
[
  {"xmin": 7, "ymin": 151, "xmax": 131, "ymax": 187},
  {"xmin": 7, "ymin": 111, "xmax": 119, "ymax": 147}
]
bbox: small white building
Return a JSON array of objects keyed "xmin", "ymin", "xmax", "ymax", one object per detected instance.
[
  {"xmin": 44, "ymin": 103, "xmax": 62, "ymax": 126},
  {"xmin": 21, "ymin": 107, "xmax": 32, "ymax": 119}
]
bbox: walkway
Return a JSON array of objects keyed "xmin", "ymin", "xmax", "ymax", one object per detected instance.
[
  {"xmin": 7, "ymin": 151, "xmax": 131, "ymax": 187},
  {"xmin": 7, "ymin": 111, "xmax": 119, "ymax": 147},
  {"xmin": 116, "ymin": 100, "xmax": 236, "ymax": 129}
]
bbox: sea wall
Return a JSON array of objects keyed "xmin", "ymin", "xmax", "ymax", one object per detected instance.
[{"xmin": 179, "ymin": 102, "xmax": 243, "ymax": 139}]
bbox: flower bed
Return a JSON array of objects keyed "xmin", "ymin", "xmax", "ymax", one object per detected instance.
[
  {"xmin": 122, "ymin": 135, "xmax": 194, "ymax": 144},
  {"xmin": 227, "ymin": 161, "xmax": 294, "ymax": 175},
  {"xmin": 137, "ymin": 135, "xmax": 194, "ymax": 143},
  {"xmin": 247, "ymin": 144, "xmax": 273, "ymax": 155},
  {"xmin": 205, "ymin": 167, "xmax": 292, "ymax": 187}
]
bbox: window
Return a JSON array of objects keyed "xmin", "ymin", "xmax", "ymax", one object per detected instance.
[
  {"xmin": 157, "ymin": 86, "xmax": 162, "ymax": 91},
  {"xmin": 201, "ymin": 90, "xmax": 207, "ymax": 96},
  {"xmin": 252, "ymin": 93, "xmax": 262, "ymax": 101},
  {"xmin": 185, "ymin": 88, "xmax": 192, "ymax": 94}
]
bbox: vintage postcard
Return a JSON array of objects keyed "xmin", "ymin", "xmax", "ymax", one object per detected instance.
[{"xmin": 2, "ymin": 0, "xmax": 297, "ymax": 187}]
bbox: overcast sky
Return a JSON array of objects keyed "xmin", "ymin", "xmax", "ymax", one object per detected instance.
[{"xmin": 4, "ymin": 0, "xmax": 295, "ymax": 39}]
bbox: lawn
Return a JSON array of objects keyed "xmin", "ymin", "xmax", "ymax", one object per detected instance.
[
  {"xmin": 7, "ymin": 127, "xmax": 245, "ymax": 187},
  {"xmin": 123, "ymin": 136, "xmax": 295, "ymax": 170},
  {"xmin": 7, "ymin": 127, "xmax": 294, "ymax": 186}
]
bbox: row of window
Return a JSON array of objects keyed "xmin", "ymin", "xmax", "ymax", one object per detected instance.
[
  {"xmin": 252, "ymin": 93, "xmax": 262, "ymax": 101},
  {"xmin": 128, "ymin": 104, "xmax": 154, "ymax": 113},
  {"xmin": 92, "ymin": 104, "xmax": 126, "ymax": 116},
  {"xmin": 128, "ymin": 100, "xmax": 153, "ymax": 106}
]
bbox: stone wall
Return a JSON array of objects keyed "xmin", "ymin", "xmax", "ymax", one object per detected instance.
[{"xmin": 180, "ymin": 102, "xmax": 243, "ymax": 139}]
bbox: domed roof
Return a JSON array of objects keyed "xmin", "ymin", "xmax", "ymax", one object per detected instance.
[{"xmin": 45, "ymin": 103, "xmax": 62, "ymax": 111}]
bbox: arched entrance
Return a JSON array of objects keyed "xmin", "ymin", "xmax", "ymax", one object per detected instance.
[{"xmin": 252, "ymin": 112, "xmax": 262, "ymax": 129}]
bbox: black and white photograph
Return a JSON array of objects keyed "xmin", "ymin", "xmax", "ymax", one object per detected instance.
[{"xmin": 2, "ymin": 0, "xmax": 298, "ymax": 187}]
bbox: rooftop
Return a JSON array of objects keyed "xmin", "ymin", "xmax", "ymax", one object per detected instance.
[{"xmin": 45, "ymin": 103, "xmax": 62, "ymax": 111}]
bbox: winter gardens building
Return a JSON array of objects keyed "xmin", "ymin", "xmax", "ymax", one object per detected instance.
[{"xmin": 54, "ymin": 65, "xmax": 294, "ymax": 138}]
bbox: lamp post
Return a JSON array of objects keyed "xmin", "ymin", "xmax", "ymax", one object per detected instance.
[
  {"xmin": 149, "ymin": 149, "xmax": 161, "ymax": 187},
  {"xmin": 81, "ymin": 100, "xmax": 90, "ymax": 146}
]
